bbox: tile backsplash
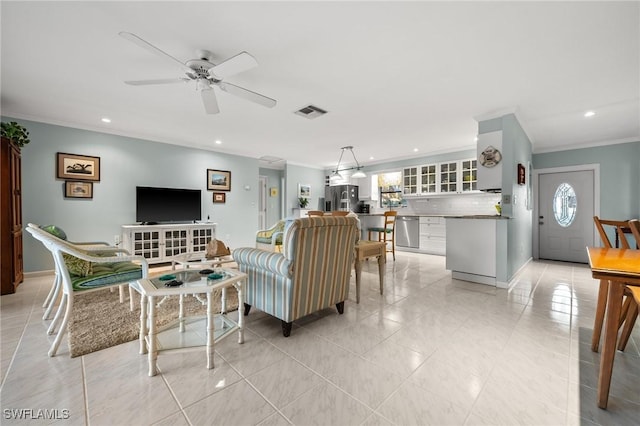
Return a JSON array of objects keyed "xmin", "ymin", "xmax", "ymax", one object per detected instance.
[{"xmin": 367, "ymin": 193, "xmax": 501, "ymax": 216}]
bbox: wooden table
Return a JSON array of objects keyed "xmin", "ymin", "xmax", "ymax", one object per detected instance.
[
  {"xmin": 354, "ymin": 240, "xmax": 386, "ymax": 303},
  {"xmin": 586, "ymin": 246, "xmax": 640, "ymax": 409}
]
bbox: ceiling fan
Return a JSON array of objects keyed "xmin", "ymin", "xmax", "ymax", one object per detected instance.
[{"xmin": 119, "ymin": 31, "xmax": 276, "ymax": 114}]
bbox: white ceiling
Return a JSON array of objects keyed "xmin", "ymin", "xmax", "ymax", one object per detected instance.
[{"xmin": 2, "ymin": 1, "xmax": 638, "ymax": 170}]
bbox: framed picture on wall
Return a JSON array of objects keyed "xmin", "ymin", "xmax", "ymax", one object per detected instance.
[
  {"xmin": 213, "ymin": 192, "xmax": 226, "ymax": 203},
  {"xmin": 64, "ymin": 181, "xmax": 93, "ymax": 199},
  {"xmin": 298, "ymin": 183, "xmax": 311, "ymax": 198},
  {"xmin": 207, "ymin": 169, "xmax": 231, "ymax": 191},
  {"xmin": 56, "ymin": 152, "xmax": 101, "ymax": 181}
]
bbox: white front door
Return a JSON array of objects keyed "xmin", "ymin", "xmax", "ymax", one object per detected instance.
[{"xmin": 538, "ymin": 170, "xmax": 594, "ymax": 263}]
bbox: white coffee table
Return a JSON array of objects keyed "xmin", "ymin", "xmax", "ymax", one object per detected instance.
[{"xmin": 136, "ymin": 268, "xmax": 245, "ymax": 376}]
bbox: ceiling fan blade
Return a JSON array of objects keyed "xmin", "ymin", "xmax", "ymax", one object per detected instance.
[
  {"xmin": 201, "ymin": 88, "xmax": 220, "ymax": 114},
  {"xmin": 124, "ymin": 78, "xmax": 189, "ymax": 86},
  {"xmin": 218, "ymin": 82, "xmax": 276, "ymax": 108},
  {"xmin": 208, "ymin": 52, "xmax": 258, "ymax": 78},
  {"xmin": 119, "ymin": 31, "xmax": 192, "ymax": 73}
]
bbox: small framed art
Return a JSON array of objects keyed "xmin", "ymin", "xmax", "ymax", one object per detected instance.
[
  {"xmin": 298, "ymin": 183, "xmax": 310, "ymax": 198},
  {"xmin": 64, "ymin": 181, "xmax": 93, "ymax": 199},
  {"xmin": 207, "ymin": 169, "xmax": 231, "ymax": 191},
  {"xmin": 213, "ymin": 192, "xmax": 226, "ymax": 203},
  {"xmin": 57, "ymin": 152, "xmax": 101, "ymax": 181}
]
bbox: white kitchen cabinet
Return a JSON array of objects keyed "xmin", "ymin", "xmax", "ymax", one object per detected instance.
[
  {"xmin": 420, "ymin": 164, "xmax": 438, "ymax": 194},
  {"xmin": 403, "ymin": 159, "xmax": 478, "ymax": 197},
  {"xmin": 477, "ymin": 130, "xmax": 503, "ymax": 191},
  {"xmin": 354, "ymin": 174, "xmax": 378, "ymax": 200},
  {"xmin": 419, "ymin": 216, "xmax": 446, "ymax": 255},
  {"xmin": 122, "ymin": 223, "xmax": 216, "ymax": 264},
  {"xmin": 402, "ymin": 167, "xmax": 418, "ymax": 195}
]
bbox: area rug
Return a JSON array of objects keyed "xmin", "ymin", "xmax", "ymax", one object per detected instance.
[{"xmin": 68, "ymin": 286, "xmax": 239, "ymax": 358}]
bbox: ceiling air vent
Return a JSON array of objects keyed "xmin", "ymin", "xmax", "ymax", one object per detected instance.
[{"xmin": 294, "ymin": 105, "xmax": 328, "ymax": 119}]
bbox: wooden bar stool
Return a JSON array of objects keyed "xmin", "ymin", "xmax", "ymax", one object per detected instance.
[{"xmin": 367, "ymin": 211, "xmax": 397, "ymax": 261}]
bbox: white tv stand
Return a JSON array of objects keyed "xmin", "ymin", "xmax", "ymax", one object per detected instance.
[{"xmin": 122, "ymin": 223, "xmax": 216, "ymax": 265}]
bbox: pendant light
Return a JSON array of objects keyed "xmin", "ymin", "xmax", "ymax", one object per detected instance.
[{"xmin": 329, "ymin": 146, "xmax": 366, "ymax": 180}]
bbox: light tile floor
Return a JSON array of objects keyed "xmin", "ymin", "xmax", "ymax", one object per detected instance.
[{"xmin": 1, "ymin": 252, "xmax": 639, "ymax": 425}]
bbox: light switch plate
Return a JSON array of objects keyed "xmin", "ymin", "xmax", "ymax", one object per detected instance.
[{"xmin": 502, "ymin": 194, "xmax": 511, "ymax": 204}]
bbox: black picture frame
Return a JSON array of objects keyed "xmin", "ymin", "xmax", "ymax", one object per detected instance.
[
  {"xmin": 207, "ymin": 169, "xmax": 231, "ymax": 191},
  {"xmin": 57, "ymin": 152, "xmax": 101, "ymax": 181},
  {"xmin": 64, "ymin": 181, "xmax": 93, "ymax": 199}
]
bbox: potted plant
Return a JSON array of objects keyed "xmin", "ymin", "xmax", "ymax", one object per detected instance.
[
  {"xmin": 1, "ymin": 121, "xmax": 30, "ymax": 148},
  {"xmin": 298, "ymin": 197, "xmax": 309, "ymax": 208}
]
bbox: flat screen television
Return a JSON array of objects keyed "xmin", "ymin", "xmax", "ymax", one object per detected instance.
[{"xmin": 136, "ymin": 186, "xmax": 201, "ymax": 224}]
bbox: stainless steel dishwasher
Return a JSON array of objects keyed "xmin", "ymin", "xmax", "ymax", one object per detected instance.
[{"xmin": 396, "ymin": 216, "xmax": 420, "ymax": 248}]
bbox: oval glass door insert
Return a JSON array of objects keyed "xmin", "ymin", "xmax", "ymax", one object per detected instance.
[{"xmin": 553, "ymin": 182, "xmax": 577, "ymax": 227}]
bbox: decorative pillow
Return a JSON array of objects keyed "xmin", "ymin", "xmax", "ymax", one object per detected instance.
[
  {"xmin": 62, "ymin": 254, "xmax": 93, "ymax": 277},
  {"xmin": 41, "ymin": 225, "xmax": 67, "ymax": 240}
]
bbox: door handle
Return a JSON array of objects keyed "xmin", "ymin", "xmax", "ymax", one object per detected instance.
[
  {"xmin": 539, "ymin": 216, "xmax": 544, "ymax": 219},
  {"xmin": 539, "ymin": 221, "xmax": 544, "ymax": 225}
]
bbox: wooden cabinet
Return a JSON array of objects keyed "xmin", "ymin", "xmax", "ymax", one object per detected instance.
[
  {"xmin": 122, "ymin": 223, "xmax": 216, "ymax": 264},
  {"xmin": 1, "ymin": 137, "xmax": 24, "ymax": 294},
  {"xmin": 419, "ymin": 216, "xmax": 446, "ymax": 255}
]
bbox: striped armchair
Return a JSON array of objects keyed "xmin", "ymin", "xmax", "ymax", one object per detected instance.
[{"xmin": 233, "ymin": 216, "xmax": 359, "ymax": 336}]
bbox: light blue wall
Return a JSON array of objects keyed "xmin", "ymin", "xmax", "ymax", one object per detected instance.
[
  {"xmin": 502, "ymin": 114, "xmax": 533, "ymax": 279},
  {"xmin": 9, "ymin": 117, "xmax": 260, "ymax": 273},
  {"xmin": 284, "ymin": 164, "xmax": 325, "ymax": 216},
  {"xmin": 533, "ymin": 141, "xmax": 640, "ymax": 220},
  {"xmin": 258, "ymin": 167, "xmax": 283, "ymax": 225},
  {"xmin": 478, "ymin": 113, "xmax": 533, "ymax": 283}
]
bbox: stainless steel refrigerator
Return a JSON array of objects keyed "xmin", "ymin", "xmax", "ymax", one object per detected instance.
[{"xmin": 324, "ymin": 185, "xmax": 359, "ymax": 211}]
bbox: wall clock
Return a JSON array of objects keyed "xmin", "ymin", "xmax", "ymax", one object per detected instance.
[{"xmin": 479, "ymin": 145, "xmax": 502, "ymax": 168}]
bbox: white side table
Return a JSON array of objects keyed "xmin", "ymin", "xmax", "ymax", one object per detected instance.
[{"xmin": 136, "ymin": 268, "xmax": 246, "ymax": 376}]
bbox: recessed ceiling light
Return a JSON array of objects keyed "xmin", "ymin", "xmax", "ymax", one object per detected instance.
[
  {"xmin": 101, "ymin": 117, "xmax": 111, "ymax": 123},
  {"xmin": 369, "ymin": 156, "xmax": 374, "ymax": 160},
  {"xmin": 474, "ymin": 136, "xmax": 478, "ymax": 142},
  {"xmin": 215, "ymin": 140, "xmax": 222, "ymax": 145},
  {"xmin": 584, "ymin": 111, "xmax": 595, "ymax": 118},
  {"xmin": 413, "ymin": 148, "xmax": 419, "ymax": 152}
]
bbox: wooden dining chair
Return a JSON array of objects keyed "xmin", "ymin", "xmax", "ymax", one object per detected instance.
[
  {"xmin": 367, "ymin": 211, "xmax": 397, "ymax": 261},
  {"xmin": 591, "ymin": 216, "xmax": 637, "ymax": 352},
  {"xmin": 307, "ymin": 210, "xmax": 325, "ymax": 217},
  {"xmin": 330, "ymin": 211, "xmax": 349, "ymax": 216},
  {"xmin": 616, "ymin": 219, "xmax": 640, "ymax": 350}
]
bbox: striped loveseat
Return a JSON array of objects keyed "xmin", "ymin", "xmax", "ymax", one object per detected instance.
[{"xmin": 233, "ymin": 216, "xmax": 359, "ymax": 336}]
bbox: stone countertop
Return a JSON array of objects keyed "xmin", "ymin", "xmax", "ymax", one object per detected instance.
[
  {"xmin": 356, "ymin": 213, "xmax": 508, "ymax": 219},
  {"xmin": 445, "ymin": 215, "xmax": 510, "ymax": 219}
]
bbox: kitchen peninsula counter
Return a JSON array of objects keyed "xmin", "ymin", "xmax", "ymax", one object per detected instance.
[{"xmin": 445, "ymin": 216, "xmax": 508, "ymax": 288}]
